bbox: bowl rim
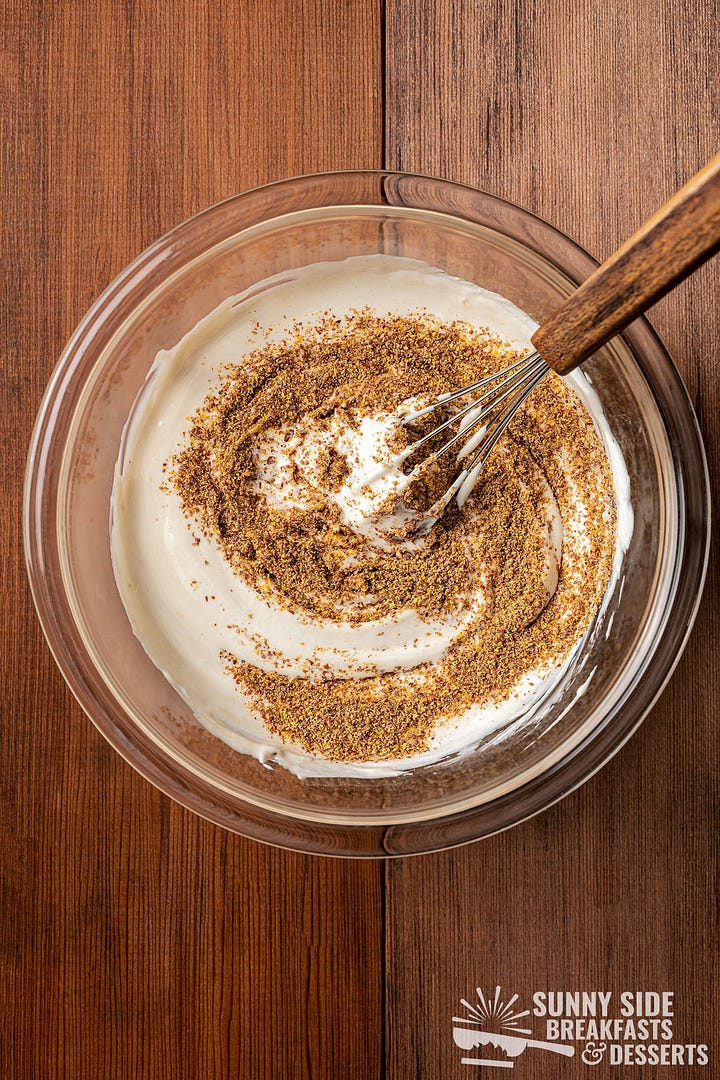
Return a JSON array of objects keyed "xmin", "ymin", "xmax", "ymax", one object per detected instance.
[{"xmin": 23, "ymin": 169, "xmax": 711, "ymax": 857}]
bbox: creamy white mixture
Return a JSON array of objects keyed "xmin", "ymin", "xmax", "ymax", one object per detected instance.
[{"xmin": 111, "ymin": 256, "xmax": 633, "ymax": 778}]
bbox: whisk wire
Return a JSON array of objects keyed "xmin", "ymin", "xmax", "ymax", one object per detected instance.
[
  {"xmin": 462, "ymin": 362, "xmax": 549, "ymax": 474},
  {"xmin": 399, "ymin": 351, "xmax": 551, "ymax": 534},
  {"xmin": 403, "ymin": 351, "xmax": 540, "ymax": 423},
  {"xmin": 433, "ymin": 354, "xmax": 547, "ymax": 461},
  {"xmin": 400, "ymin": 351, "xmax": 544, "ymax": 466}
]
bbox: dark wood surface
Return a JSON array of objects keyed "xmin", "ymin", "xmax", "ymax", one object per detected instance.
[{"xmin": 2, "ymin": 2, "xmax": 717, "ymax": 1077}]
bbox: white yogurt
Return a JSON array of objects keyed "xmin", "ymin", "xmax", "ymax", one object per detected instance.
[{"xmin": 111, "ymin": 256, "xmax": 633, "ymax": 778}]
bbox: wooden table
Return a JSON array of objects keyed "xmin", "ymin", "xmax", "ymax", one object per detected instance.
[{"xmin": 3, "ymin": 2, "xmax": 718, "ymax": 1076}]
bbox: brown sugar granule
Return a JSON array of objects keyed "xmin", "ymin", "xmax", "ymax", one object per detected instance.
[
  {"xmin": 168, "ymin": 311, "xmax": 617, "ymax": 763},
  {"xmin": 313, "ymin": 444, "xmax": 351, "ymax": 492}
]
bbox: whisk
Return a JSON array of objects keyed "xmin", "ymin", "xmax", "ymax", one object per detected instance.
[{"xmin": 399, "ymin": 150, "xmax": 720, "ymax": 535}]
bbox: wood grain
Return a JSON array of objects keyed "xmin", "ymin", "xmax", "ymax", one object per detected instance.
[
  {"xmin": 3, "ymin": 1, "xmax": 719, "ymax": 1077},
  {"xmin": 385, "ymin": 1, "xmax": 719, "ymax": 1077},
  {"xmin": 1, "ymin": 2, "xmax": 383, "ymax": 1077}
]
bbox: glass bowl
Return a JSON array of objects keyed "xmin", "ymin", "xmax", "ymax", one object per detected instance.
[{"xmin": 24, "ymin": 171, "xmax": 710, "ymax": 857}]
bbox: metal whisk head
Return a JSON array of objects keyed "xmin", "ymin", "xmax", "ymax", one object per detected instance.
[{"xmin": 397, "ymin": 350, "xmax": 550, "ymax": 536}]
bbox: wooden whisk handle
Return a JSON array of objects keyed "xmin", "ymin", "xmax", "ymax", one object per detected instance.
[{"xmin": 531, "ymin": 151, "xmax": 720, "ymax": 375}]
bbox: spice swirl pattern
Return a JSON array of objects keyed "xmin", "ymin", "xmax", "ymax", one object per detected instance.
[{"xmin": 111, "ymin": 257, "xmax": 631, "ymax": 776}]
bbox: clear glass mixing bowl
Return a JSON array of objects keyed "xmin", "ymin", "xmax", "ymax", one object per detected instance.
[{"xmin": 24, "ymin": 172, "xmax": 710, "ymax": 856}]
